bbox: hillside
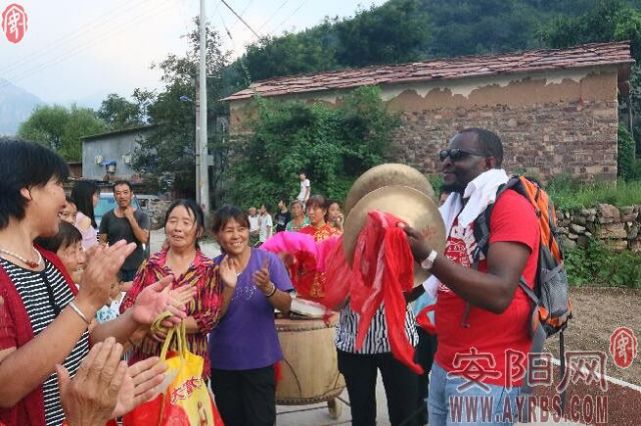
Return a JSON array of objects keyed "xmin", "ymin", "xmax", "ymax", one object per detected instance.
[
  {"xmin": 0, "ymin": 79, "xmax": 42, "ymax": 136},
  {"xmin": 223, "ymin": 0, "xmax": 641, "ymax": 93}
]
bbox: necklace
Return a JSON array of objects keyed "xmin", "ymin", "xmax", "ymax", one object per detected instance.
[{"xmin": 0, "ymin": 245, "xmax": 42, "ymax": 268}]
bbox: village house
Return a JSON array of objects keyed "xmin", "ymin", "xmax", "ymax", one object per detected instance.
[
  {"xmin": 81, "ymin": 125, "xmax": 154, "ymax": 182},
  {"xmin": 224, "ymin": 41, "xmax": 634, "ymax": 181}
]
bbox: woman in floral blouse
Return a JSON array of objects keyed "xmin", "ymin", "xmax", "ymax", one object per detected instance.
[
  {"xmin": 298, "ymin": 194, "xmax": 342, "ymax": 299},
  {"xmin": 121, "ymin": 199, "xmax": 237, "ymax": 377}
]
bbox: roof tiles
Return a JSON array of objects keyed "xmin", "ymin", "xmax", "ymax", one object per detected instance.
[{"xmin": 224, "ymin": 41, "xmax": 633, "ymax": 101}]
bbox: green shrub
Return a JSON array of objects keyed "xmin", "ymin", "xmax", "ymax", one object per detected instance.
[
  {"xmin": 565, "ymin": 239, "xmax": 641, "ymax": 288},
  {"xmin": 547, "ymin": 176, "xmax": 641, "ymax": 210},
  {"xmin": 226, "ymin": 86, "xmax": 401, "ymax": 207}
]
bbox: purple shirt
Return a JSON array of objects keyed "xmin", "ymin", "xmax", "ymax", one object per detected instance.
[{"xmin": 208, "ymin": 248, "xmax": 293, "ymax": 370}]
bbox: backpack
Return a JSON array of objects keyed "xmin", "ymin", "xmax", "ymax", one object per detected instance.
[
  {"xmin": 472, "ymin": 175, "xmax": 572, "ymax": 337},
  {"xmin": 471, "ymin": 176, "xmax": 573, "ymax": 406}
]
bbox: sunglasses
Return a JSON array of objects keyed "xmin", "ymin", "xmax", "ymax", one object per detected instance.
[{"xmin": 438, "ymin": 148, "xmax": 487, "ymax": 162}]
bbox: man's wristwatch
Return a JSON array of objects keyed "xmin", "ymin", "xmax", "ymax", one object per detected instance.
[{"xmin": 420, "ymin": 250, "xmax": 438, "ymax": 271}]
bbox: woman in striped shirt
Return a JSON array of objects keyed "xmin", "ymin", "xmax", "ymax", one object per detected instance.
[{"xmin": 0, "ymin": 139, "xmax": 192, "ymax": 426}]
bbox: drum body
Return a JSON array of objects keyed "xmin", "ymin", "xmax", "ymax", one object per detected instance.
[{"xmin": 275, "ymin": 316, "xmax": 346, "ymax": 405}]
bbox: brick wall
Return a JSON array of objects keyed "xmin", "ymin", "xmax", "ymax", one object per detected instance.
[
  {"xmin": 227, "ymin": 68, "xmax": 621, "ymax": 182},
  {"xmin": 393, "ymin": 98, "xmax": 619, "ymax": 181}
]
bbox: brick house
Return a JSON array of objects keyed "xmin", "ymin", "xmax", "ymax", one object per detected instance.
[{"xmin": 224, "ymin": 42, "xmax": 634, "ymax": 181}]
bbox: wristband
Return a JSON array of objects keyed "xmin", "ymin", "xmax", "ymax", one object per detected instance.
[
  {"xmin": 266, "ymin": 283, "xmax": 277, "ymax": 298},
  {"xmin": 68, "ymin": 301, "xmax": 91, "ymax": 325},
  {"xmin": 420, "ymin": 250, "xmax": 438, "ymax": 271}
]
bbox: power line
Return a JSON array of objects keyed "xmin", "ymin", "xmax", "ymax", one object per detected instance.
[
  {"xmin": 0, "ymin": 0, "xmax": 156, "ymax": 78},
  {"xmin": 0, "ymin": 0, "xmax": 176, "ymax": 91},
  {"xmin": 229, "ymin": 0, "xmax": 254, "ymax": 33},
  {"xmin": 271, "ymin": 0, "xmax": 307, "ymax": 35},
  {"xmin": 257, "ymin": 0, "xmax": 289, "ymax": 33},
  {"xmin": 219, "ymin": 0, "xmax": 261, "ymax": 39}
]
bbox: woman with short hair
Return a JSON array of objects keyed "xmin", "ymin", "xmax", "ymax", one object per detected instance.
[
  {"xmin": 0, "ymin": 138, "xmax": 191, "ymax": 426},
  {"xmin": 209, "ymin": 205, "xmax": 293, "ymax": 426}
]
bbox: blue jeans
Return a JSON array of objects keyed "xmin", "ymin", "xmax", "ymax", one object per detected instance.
[{"xmin": 428, "ymin": 362, "xmax": 521, "ymax": 425}]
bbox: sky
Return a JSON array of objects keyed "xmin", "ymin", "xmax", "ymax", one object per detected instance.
[{"xmin": 0, "ymin": 0, "xmax": 386, "ymax": 107}]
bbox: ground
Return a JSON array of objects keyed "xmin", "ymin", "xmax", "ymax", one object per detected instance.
[{"xmin": 545, "ymin": 286, "xmax": 641, "ymax": 386}]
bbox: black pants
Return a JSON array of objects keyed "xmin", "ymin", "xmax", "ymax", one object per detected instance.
[
  {"xmin": 210, "ymin": 366, "xmax": 276, "ymax": 426},
  {"xmin": 337, "ymin": 350, "xmax": 420, "ymax": 426},
  {"xmin": 414, "ymin": 327, "xmax": 437, "ymax": 425}
]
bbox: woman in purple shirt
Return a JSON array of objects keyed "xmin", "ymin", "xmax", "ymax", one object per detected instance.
[{"xmin": 209, "ymin": 205, "xmax": 293, "ymax": 426}]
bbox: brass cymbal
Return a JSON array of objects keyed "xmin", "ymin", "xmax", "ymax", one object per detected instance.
[
  {"xmin": 344, "ymin": 163, "xmax": 435, "ymax": 216},
  {"xmin": 342, "ymin": 185, "xmax": 446, "ymax": 287}
]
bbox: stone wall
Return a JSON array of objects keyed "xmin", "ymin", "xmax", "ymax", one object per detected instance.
[
  {"xmin": 557, "ymin": 204, "xmax": 641, "ymax": 252},
  {"xmin": 227, "ymin": 68, "xmax": 621, "ymax": 182},
  {"xmin": 393, "ymin": 99, "xmax": 618, "ymax": 181}
]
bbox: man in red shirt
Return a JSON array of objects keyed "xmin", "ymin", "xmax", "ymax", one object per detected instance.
[{"xmin": 404, "ymin": 128, "xmax": 540, "ymax": 425}]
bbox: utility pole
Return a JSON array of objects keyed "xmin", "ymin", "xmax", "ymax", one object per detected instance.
[
  {"xmin": 194, "ymin": 78, "xmax": 201, "ymax": 206},
  {"xmin": 198, "ymin": 0, "xmax": 210, "ymax": 212}
]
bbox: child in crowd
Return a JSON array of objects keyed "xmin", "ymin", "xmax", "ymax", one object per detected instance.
[
  {"xmin": 95, "ymin": 272, "xmax": 126, "ymax": 324},
  {"xmin": 35, "ymin": 221, "xmax": 86, "ymax": 286}
]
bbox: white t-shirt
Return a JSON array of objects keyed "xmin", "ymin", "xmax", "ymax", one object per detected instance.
[
  {"xmin": 297, "ymin": 178, "xmax": 311, "ymax": 202},
  {"xmin": 259, "ymin": 213, "xmax": 273, "ymax": 242},
  {"xmin": 248, "ymin": 215, "xmax": 259, "ymax": 233}
]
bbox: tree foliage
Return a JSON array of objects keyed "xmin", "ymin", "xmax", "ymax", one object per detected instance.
[
  {"xmin": 226, "ymin": 86, "xmax": 400, "ymax": 207},
  {"xmin": 17, "ymin": 104, "xmax": 106, "ymax": 161},
  {"xmin": 132, "ymin": 19, "xmax": 230, "ymax": 199},
  {"xmin": 540, "ymin": 0, "xmax": 641, "ymax": 60},
  {"xmin": 97, "ymin": 89, "xmax": 153, "ymax": 131}
]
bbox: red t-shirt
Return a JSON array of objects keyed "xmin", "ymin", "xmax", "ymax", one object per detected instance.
[{"xmin": 435, "ymin": 189, "xmax": 540, "ymax": 386}]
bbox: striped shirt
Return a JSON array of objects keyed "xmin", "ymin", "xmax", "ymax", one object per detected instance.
[
  {"xmin": 0, "ymin": 258, "xmax": 90, "ymax": 426},
  {"xmin": 335, "ymin": 303, "xmax": 418, "ymax": 354}
]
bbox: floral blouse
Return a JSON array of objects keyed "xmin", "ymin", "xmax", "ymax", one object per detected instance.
[
  {"xmin": 298, "ymin": 223, "xmax": 342, "ymax": 299},
  {"xmin": 120, "ymin": 249, "xmax": 223, "ymax": 377}
]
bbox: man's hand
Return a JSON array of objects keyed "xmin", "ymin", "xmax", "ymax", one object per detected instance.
[
  {"xmin": 57, "ymin": 338, "xmax": 126, "ymax": 426},
  {"xmin": 79, "ymin": 240, "xmax": 137, "ymax": 311},
  {"xmin": 398, "ymin": 222, "xmax": 433, "ymax": 262},
  {"xmin": 131, "ymin": 276, "xmax": 195, "ymax": 326},
  {"xmin": 121, "ymin": 205, "xmax": 136, "ymax": 222},
  {"xmin": 112, "ymin": 356, "xmax": 168, "ymax": 417}
]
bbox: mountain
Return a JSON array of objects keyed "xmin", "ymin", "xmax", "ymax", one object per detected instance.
[{"xmin": 0, "ymin": 79, "xmax": 43, "ymax": 136}]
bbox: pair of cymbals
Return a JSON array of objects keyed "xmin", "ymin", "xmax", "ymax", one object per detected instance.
[{"xmin": 342, "ymin": 164, "xmax": 446, "ymax": 286}]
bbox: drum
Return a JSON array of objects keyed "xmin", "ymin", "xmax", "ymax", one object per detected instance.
[{"xmin": 275, "ymin": 315, "xmax": 345, "ymax": 409}]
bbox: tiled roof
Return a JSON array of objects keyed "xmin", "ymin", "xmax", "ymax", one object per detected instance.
[{"xmin": 223, "ymin": 41, "xmax": 633, "ymax": 101}]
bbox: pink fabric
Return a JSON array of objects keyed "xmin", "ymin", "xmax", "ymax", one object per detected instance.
[{"xmin": 261, "ymin": 231, "xmax": 341, "ymax": 299}]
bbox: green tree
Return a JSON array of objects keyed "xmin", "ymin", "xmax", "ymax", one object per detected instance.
[
  {"xmin": 97, "ymin": 89, "xmax": 153, "ymax": 130},
  {"xmin": 541, "ymin": 0, "xmax": 641, "ymax": 59},
  {"xmin": 242, "ymin": 21, "xmax": 338, "ymax": 82},
  {"xmin": 335, "ymin": 0, "xmax": 431, "ymax": 67},
  {"xmin": 227, "ymin": 86, "xmax": 400, "ymax": 206},
  {"xmin": 133, "ymin": 19, "xmax": 230, "ymax": 200},
  {"xmin": 18, "ymin": 104, "xmax": 106, "ymax": 161}
]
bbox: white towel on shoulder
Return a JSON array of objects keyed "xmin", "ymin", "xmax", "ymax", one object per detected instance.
[{"xmin": 422, "ymin": 168, "xmax": 509, "ymax": 297}]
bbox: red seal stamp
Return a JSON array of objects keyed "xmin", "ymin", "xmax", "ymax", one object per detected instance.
[
  {"xmin": 2, "ymin": 4, "xmax": 28, "ymax": 44},
  {"xmin": 609, "ymin": 326, "xmax": 638, "ymax": 369}
]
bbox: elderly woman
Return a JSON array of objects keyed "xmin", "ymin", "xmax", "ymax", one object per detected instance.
[
  {"xmin": 208, "ymin": 205, "xmax": 293, "ymax": 426},
  {"xmin": 285, "ymin": 199, "xmax": 309, "ymax": 232},
  {"xmin": 0, "ymin": 138, "xmax": 190, "ymax": 426},
  {"xmin": 121, "ymin": 199, "xmax": 236, "ymax": 378}
]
